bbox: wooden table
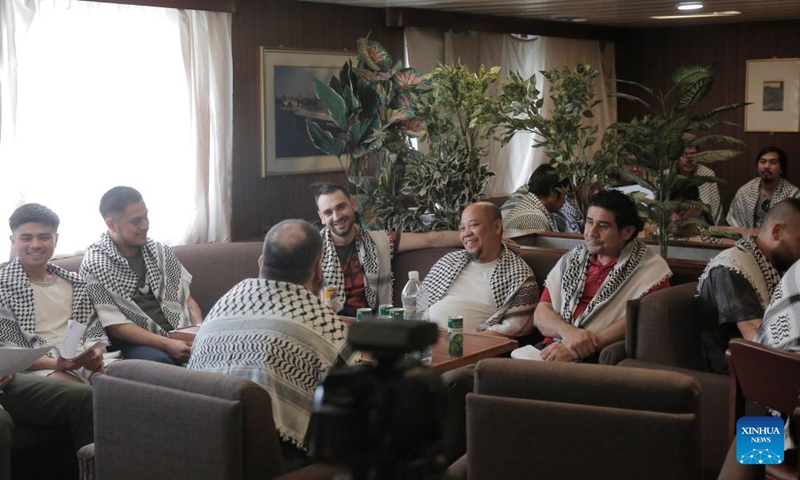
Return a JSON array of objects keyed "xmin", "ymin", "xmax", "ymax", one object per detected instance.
[{"xmin": 341, "ymin": 317, "xmax": 518, "ymax": 373}]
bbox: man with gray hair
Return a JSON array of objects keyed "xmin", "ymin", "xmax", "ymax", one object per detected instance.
[{"xmin": 189, "ymin": 219, "xmax": 361, "ymax": 469}]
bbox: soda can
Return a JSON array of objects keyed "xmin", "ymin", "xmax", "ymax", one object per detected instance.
[
  {"xmin": 447, "ymin": 316, "xmax": 464, "ymax": 357},
  {"xmin": 391, "ymin": 307, "xmax": 404, "ymax": 320},
  {"xmin": 378, "ymin": 304, "xmax": 393, "ymax": 318},
  {"xmin": 356, "ymin": 308, "xmax": 373, "ymax": 321},
  {"xmin": 321, "ymin": 286, "xmax": 338, "ymax": 312}
]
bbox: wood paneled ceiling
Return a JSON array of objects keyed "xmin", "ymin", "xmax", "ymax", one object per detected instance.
[{"xmin": 300, "ymin": 0, "xmax": 800, "ymax": 28}]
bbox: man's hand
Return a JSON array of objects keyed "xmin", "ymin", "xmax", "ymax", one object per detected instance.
[
  {"xmin": 0, "ymin": 375, "xmax": 12, "ymax": 390},
  {"xmin": 78, "ymin": 348, "xmax": 105, "ymax": 373},
  {"xmin": 539, "ymin": 342, "xmax": 576, "ymax": 362},
  {"xmin": 163, "ymin": 338, "xmax": 192, "ymax": 362},
  {"xmin": 559, "ymin": 325, "xmax": 599, "ymax": 360}
]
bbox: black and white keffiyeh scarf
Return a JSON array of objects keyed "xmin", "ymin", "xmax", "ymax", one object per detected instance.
[
  {"xmin": 424, "ymin": 246, "xmax": 539, "ymax": 328},
  {"xmin": 320, "ymin": 227, "xmax": 392, "ymax": 310},
  {"xmin": 80, "ymin": 232, "xmax": 192, "ymax": 335},
  {"xmin": 0, "ymin": 260, "xmax": 106, "ymax": 355},
  {"xmin": 188, "ymin": 279, "xmax": 361, "ymax": 450},
  {"xmin": 727, "ymin": 178, "xmax": 800, "ymax": 228},
  {"xmin": 698, "ymin": 235, "xmax": 782, "ymax": 309},
  {"xmin": 545, "ymin": 240, "xmax": 672, "ymax": 332},
  {"xmin": 756, "ymin": 260, "xmax": 800, "ymax": 353},
  {"xmin": 502, "ymin": 192, "xmax": 555, "ymax": 231},
  {"xmin": 695, "ymin": 164, "xmax": 724, "ymax": 225}
]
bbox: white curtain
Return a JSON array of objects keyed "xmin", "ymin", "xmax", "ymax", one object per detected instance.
[
  {"xmin": 0, "ymin": 0, "xmax": 232, "ymax": 258},
  {"xmin": 405, "ymin": 28, "xmax": 616, "ymax": 197}
]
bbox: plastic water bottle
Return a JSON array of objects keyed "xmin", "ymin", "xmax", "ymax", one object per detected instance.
[{"xmin": 401, "ymin": 271, "xmax": 432, "ymax": 364}]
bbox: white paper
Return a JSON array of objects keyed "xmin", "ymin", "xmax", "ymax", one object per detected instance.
[
  {"xmin": 0, "ymin": 346, "xmax": 51, "ymax": 376},
  {"xmin": 510, "ymin": 344, "xmax": 545, "ymax": 361},
  {"xmin": 59, "ymin": 320, "xmax": 108, "ymax": 360}
]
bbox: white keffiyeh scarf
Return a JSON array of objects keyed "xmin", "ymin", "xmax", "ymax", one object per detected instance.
[
  {"xmin": 545, "ymin": 240, "xmax": 672, "ymax": 333},
  {"xmin": 320, "ymin": 227, "xmax": 393, "ymax": 310},
  {"xmin": 0, "ymin": 260, "xmax": 106, "ymax": 355},
  {"xmin": 424, "ymin": 246, "xmax": 539, "ymax": 329},
  {"xmin": 188, "ymin": 279, "xmax": 361, "ymax": 450},
  {"xmin": 80, "ymin": 232, "xmax": 192, "ymax": 335},
  {"xmin": 756, "ymin": 260, "xmax": 800, "ymax": 354},
  {"xmin": 502, "ymin": 192, "xmax": 555, "ymax": 231},
  {"xmin": 698, "ymin": 235, "xmax": 782, "ymax": 309},
  {"xmin": 727, "ymin": 178, "xmax": 800, "ymax": 228}
]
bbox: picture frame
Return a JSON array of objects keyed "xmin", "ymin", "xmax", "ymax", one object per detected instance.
[
  {"xmin": 745, "ymin": 58, "xmax": 800, "ymax": 133},
  {"xmin": 260, "ymin": 47, "xmax": 356, "ymax": 176}
]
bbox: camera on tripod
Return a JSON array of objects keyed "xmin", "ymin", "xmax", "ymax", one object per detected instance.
[{"xmin": 309, "ymin": 320, "xmax": 448, "ymax": 480}]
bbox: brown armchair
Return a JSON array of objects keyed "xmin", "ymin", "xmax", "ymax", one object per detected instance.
[{"xmin": 446, "ymin": 358, "xmax": 703, "ymax": 480}]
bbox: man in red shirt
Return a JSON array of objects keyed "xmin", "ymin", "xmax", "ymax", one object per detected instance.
[
  {"xmin": 534, "ymin": 189, "xmax": 672, "ymax": 363},
  {"xmin": 315, "ymin": 184, "xmax": 462, "ymax": 316}
]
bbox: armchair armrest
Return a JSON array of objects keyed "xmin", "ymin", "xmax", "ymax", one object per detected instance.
[{"xmin": 77, "ymin": 443, "xmax": 95, "ymax": 480}]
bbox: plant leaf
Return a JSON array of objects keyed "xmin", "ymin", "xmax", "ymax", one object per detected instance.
[
  {"xmin": 313, "ymin": 78, "xmax": 349, "ymax": 128},
  {"xmin": 393, "ymin": 68, "xmax": 425, "ymax": 90},
  {"xmin": 691, "ymin": 102, "xmax": 750, "ymax": 121},
  {"xmin": 357, "ymin": 37, "xmax": 393, "ymax": 71},
  {"xmin": 307, "ymin": 120, "xmax": 346, "ymax": 157},
  {"xmin": 675, "ymin": 76, "xmax": 713, "ymax": 112}
]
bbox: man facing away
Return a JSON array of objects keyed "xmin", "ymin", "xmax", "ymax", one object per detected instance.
[
  {"xmin": 426, "ymin": 202, "xmax": 539, "ymax": 337},
  {"xmin": 500, "ymin": 163, "xmax": 568, "ymax": 231},
  {"xmin": 698, "ymin": 198, "xmax": 800, "ymax": 374},
  {"xmin": 534, "ymin": 189, "xmax": 672, "ymax": 363},
  {"xmin": 727, "ymin": 146, "xmax": 800, "ymax": 228},
  {"xmin": 0, "ymin": 203, "xmax": 106, "ymax": 381},
  {"xmin": 80, "ymin": 186, "xmax": 203, "ymax": 365},
  {"xmin": 188, "ymin": 219, "xmax": 361, "ymax": 470},
  {"xmin": 315, "ymin": 183, "xmax": 462, "ymax": 317},
  {"xmin": 756, "ymin": 257, "xmax": 800, "ymax": 354}
]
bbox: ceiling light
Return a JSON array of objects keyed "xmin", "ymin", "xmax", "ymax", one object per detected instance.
[
  {"xmin": 676, "ymin": 2, "xmax": 704, "ymax": 11},
  {"xmin": 652, "ymin": 11, "xmax": 741, "ymax": 20},
  {"xmin": 551, "ymin": 15, "xmax": 588, "ymax": 23}
]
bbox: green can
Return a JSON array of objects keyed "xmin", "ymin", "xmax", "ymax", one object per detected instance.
[
  {"xmin": 356, "ymin": 308, "xmax": 373, "ymax": 321},
  {"xmin": 447, "ymin": 316, "xmax": 464, "ymax": 357},
  {"xmin": 378, "ymin": 304, "xmax": 393, "ymax": 318},
  {"xmin": 391, "ymin": 307, "xmax": 404, "ymax": 320}
]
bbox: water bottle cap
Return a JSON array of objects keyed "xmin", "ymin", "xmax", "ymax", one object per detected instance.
[{"xmin": 409, "ymin": 271, "xmax": 419, "ymax": 280}]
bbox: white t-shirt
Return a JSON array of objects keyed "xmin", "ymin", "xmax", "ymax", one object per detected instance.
[
  {"xmin": 31, "ymin": 275, "xmax": 73, "ymax": 347},
  {"xmin": 428, "ymin": 260, "xmax": 499, "ymax": 333}
]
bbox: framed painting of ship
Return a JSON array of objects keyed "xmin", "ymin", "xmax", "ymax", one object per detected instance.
[{"xmin": 260, "ymin": 47, "xmax": 356, "ymax": 176}]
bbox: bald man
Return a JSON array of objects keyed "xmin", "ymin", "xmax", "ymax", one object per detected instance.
[
  {"xmin": 425, "ymin": 202, "xmax": 540, "ymax": 338},
  {"xmin": 188, "ymin": 219, "xmax": 361, "ymax": 470},
  {"xmin": 699, "ymin": 197, "xmax": 800, "ymax": 374}
]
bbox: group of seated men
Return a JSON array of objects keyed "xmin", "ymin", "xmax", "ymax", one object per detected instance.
[
  {"xmin": 3, "ymin": 169, "xmax": 800, "ymax": 477},
  {"xmin": 503, "ymin": 145, "xmax": 800, "ymax": 235}
]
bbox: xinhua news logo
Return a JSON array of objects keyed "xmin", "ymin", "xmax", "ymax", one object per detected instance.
[{"xmin": 736, "ymin": 416, "xmax": 784, "ymax": 465}]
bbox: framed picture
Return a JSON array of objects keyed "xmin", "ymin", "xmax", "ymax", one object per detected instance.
[
  {"xmin": 745, "ymin": 58, "xmax": 800, "ymax": 132},
  {"xmin": 260, "ymin": 47, "xmax": 356, "ymax": 176}
]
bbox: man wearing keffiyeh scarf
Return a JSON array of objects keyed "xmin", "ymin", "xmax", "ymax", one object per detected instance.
[
  {"xmin": 80, "ymin": 187, "xmax": 203, "ymax": 365},
  {"xmin": 189, "ymin": 220, "xmax": 361, "ymax": 471},
  {"xmin": 501, "ymin": 163, "xmax": 567, "ymax": 231},
  {"xmin": 534, "ymin": 189, "xmax": 671, "ymax": 363},
  {"xmin": 0, "ymin": 204, "xmax": 106, "ymax": 381},
  {"xmin": 315, "ymin": 184, "xmax": 462, "ymax": 317},
  {"xmin": 698, "ymin": 198, "xmax": 800, "ymax": 374},
  {"xmin": 727, "ymin": 146, "xmax": 800, "ymax": 228}
]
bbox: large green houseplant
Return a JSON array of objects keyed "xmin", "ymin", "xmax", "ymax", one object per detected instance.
[
  {"xmin": 306, "ymin": 38, "xmax": 427, "ymax": 230},
  {"xmin": 490, "ymin": 64, "xmax": 622, "ymax": 221},
  {"xmin": 611, "ymin": 65, "xmax": 747, "ymax": 257}
]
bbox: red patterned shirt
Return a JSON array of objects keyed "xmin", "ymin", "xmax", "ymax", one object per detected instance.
[{"xmin": 336, "ymin": 231, "xmax": 399, "ymax": 316}]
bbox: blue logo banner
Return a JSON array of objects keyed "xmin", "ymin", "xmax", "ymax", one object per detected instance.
[{"xmin": 736, "ymin": 416, "xmax": 784, "ymax": 465}]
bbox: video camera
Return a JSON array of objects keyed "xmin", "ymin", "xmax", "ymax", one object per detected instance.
[{"xmin": 309, "ymin": 320, "xmax": 448, "ymax": 480}]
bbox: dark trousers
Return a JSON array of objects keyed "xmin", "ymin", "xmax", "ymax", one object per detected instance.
[
  {"xmin": 111, "ymin": 339, "xmax": 181, "ymax": 365},
  {"xmin": 0, "ymin": 374, "xmax": 93, "ymax": 480},
  {"xmin": 441, "ymin": 364, "xmax": 475, "ymax": 465}
]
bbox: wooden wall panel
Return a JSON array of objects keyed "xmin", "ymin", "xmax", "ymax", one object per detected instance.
[
  {"xmin": 231, "ymin": 0, "xmax": 403, "ymax": 240},
  {"xmin": 616, "ymin": 20, "xmax": 800, "ymax": 213}
]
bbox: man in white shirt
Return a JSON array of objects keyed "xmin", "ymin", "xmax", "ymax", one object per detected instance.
[{"xmin": 425, "ymin": 202, "xmax": 539, "ymax": 337}]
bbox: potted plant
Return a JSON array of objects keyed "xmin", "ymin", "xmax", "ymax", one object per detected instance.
[{"xmin": 611, "ymin": 65, "xmax": 747, "ymax": 257}]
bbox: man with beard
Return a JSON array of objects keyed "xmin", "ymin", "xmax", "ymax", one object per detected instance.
[
  {"xmin": 699, "ymin": 198, "xmax": 800, "ymax": 374},
  {"xmin": 727, "ymin": 147, "xmax": 800, "ymax": 228},
  {"xmin": 426, "ymin": 202, "xmax": 540, "ymax": 337},
  {"xmin": 534, "ymin": 189, "xmax": 672, "ymax": 363},
  {"xmin": 189, "ymin": 220, "xmax": 361, "ymax": 470},
  {"xmin": 315, "ymin": 184, "xmax": 462, "ymax": 317},
  {"xmin": 80, "ymin": 186, "xmax": 203, "ymax": 364}
]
